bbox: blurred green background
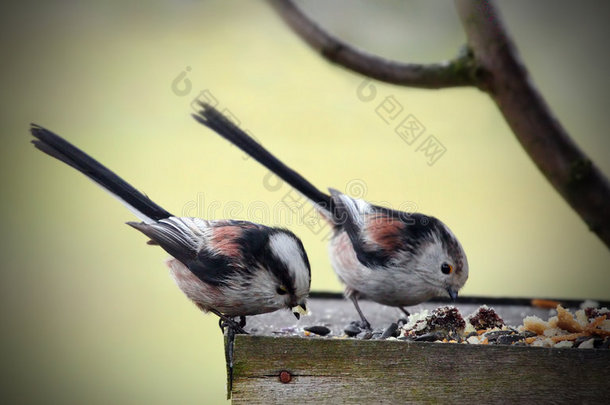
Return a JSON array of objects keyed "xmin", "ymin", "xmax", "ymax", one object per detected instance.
[{"xmin": 1, "ymin": 0, "xmax": 609, "ymax": 404}]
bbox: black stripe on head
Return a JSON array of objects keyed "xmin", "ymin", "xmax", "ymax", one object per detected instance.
[
  {"xmin": 292, "ymin": 234, "xmax": 311, "ymax": 288},
  {"xmin": 235, "ymin": 227, "xmax": 293, "ymax": 293},
  {"xmin": 265, "ymin": 231, "xmax": 299, "ymax": 297},
  {"xmin": 404, "ymin": 215, "xmax": 464, "ymax": 271},
  {"xmin": 435, "ymin": 223, "xmax": 465, "ymax": 272},
  {"xmin": 273, "ymin": 229, "xmax": 311, "ymax": 293},
  {"xmin": 237, "ymin": 226, "xmax": 270, "ymax": 261},
  {"xmin": 242, "ymin": 227, "xmax": 304, "ymax": 296},
  {"xmin": 401, "ymin": 214, "xmax": 443, "ymax": 256}
]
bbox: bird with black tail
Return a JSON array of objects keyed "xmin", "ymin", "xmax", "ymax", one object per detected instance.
[
  {"xmin": 192, "ymin": 103, "xmax": 468, "ymax": 330},
  {"xmin": 30, "ymin": 124, "xmax": 310, "ymax": 335}
]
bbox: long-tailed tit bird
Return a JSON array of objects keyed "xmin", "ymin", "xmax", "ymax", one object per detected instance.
[
  {"xmin": 30, "ymin": 125, "xmax": 310, "ymax": 334},
  {"xmin": 192, "ymin": 104, "xmax": 468, "ymax": 329}
]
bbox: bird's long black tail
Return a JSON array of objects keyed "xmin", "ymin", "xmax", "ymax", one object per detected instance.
[
  {"xmin": 30, "ymin": 124, "xmax": 172, "ymax": 223},
  {"xmin": 192, "ymin": 103, "xmax": 333, "ymax": 213}
]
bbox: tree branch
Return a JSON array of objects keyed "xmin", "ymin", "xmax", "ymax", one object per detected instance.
[
  {"xmin": 268, "ymin": 0, "xmax": 476, "ymax": 89},
  {"xmin": 455, "ymin": 0, "xmax": 610, "ymax": 248},
  {"xmin": 269, "ymin": 0, "xmax": 610, "ymax": 249}
]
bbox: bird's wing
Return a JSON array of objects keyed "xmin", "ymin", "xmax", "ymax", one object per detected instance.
[
  {"xmin": 129, "ymin": 217, "xmax": 266, "ymax": 286},
  {"xmin": 329, "ymin": 188, "xmax": 407, "ymax": 267}
]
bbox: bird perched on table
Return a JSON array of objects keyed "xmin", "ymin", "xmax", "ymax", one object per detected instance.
[
  {"xmin": 193, "ymin": 104, "xmax": 468, "ymax": 329},
  {"xmin": 30, "ymin": 124, "xmax": 310, "ymax": 334}
]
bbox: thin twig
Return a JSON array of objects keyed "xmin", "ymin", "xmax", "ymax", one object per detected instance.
[
  {"xmin": 268, "ymin": 0, "xmax": 476, "ymax": 89},
  {"xmin": 268, "ymin": 0, "xmax": 610, "ymax": 249}
]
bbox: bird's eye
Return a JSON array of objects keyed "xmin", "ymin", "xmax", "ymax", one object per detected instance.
[
  {"xmin": 441, "ymin": 263, "xmax": 453, "ymax": 275},
  {"xmin": 276, "ymin": 286, "xmax": 288, "ymax": 295}
]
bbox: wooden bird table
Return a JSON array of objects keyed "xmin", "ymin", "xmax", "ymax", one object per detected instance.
[{"xmin": 225, "ymin": 293, "xmax": 610, "ymax": 403}]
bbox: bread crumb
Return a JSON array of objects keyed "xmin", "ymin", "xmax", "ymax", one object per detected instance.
[
  {"xmin": 553, "ymin": 340, "xmax": 573, "ymax": 348},
  {"xmin": 556, "ymin": 306, "xmax": 583, "ymax": 333},
  {"xmin": 543, "ymin": 327, "xmax": 563, "ymax": 338},
  {"xmin": 463, "ymin": 323, "xmax": 476, "ymax": 335},
  {"xmin": 580, "ymin": 299, "xmax": 599, "ymax": 309},
  {"xmin": 578, "ymin": 338, "xmax": 595, "ymax": 349},
  {"xmin": 531, "ymin": 299, "xmax": 561, "ymax": 309},
  {"xmin": 587, "ymin": 315, "xmax": 606, "ymax": 329},
  {"xmin": 402, "ymin": 310, "xmax": 429, "ymax": 332},
  {"xmin": 523, "ymin": 316, "xmax": 549, "ymax": 335},
  {"xmin": 551, "ymin": 332, "xmax": 587, "ymax": 343},
  {"xmin": 575, "ymin": 310, "xmax": 589, "ymax": 328},
  {"xmin": 532, "ymin": 338, "xmax": 553, "ymax": 348},
  {"xmin": 467, "ymin": 336, "xmax": 481, "ymax": 345},
  {"xmin": 585, "ymin": 315, "xmax": 610, "ymax": 336}
]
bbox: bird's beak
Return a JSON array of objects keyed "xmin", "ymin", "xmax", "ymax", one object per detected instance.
[
  {"xmin": 292, "ymin": 303, "xmax": 307, "ymax": 320},
  {"xmin": 447, "ymin": 287, "xmax": 458, "ymax": 301}
]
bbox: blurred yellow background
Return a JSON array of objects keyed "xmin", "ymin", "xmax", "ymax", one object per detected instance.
[{"xmin": 1, "ymin": 1, "xmax": 609, "ymax": 404}]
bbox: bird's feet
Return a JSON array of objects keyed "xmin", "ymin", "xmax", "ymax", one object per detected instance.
[
  {"xmin": 210, "ymin": 309, "xmax": 248, "ymax": 335},
  {"xmin": 218, "ymin": 317, "xmax": 248, "ymax": 335},
  {"xmin": 352, "ymin": 319, "xmax": 371, "ymax": 331}
]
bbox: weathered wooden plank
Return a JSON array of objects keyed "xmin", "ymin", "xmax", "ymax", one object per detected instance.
[{"xmin": 231, "ymin": 335, "xmax": 610, "ymax": 403}]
